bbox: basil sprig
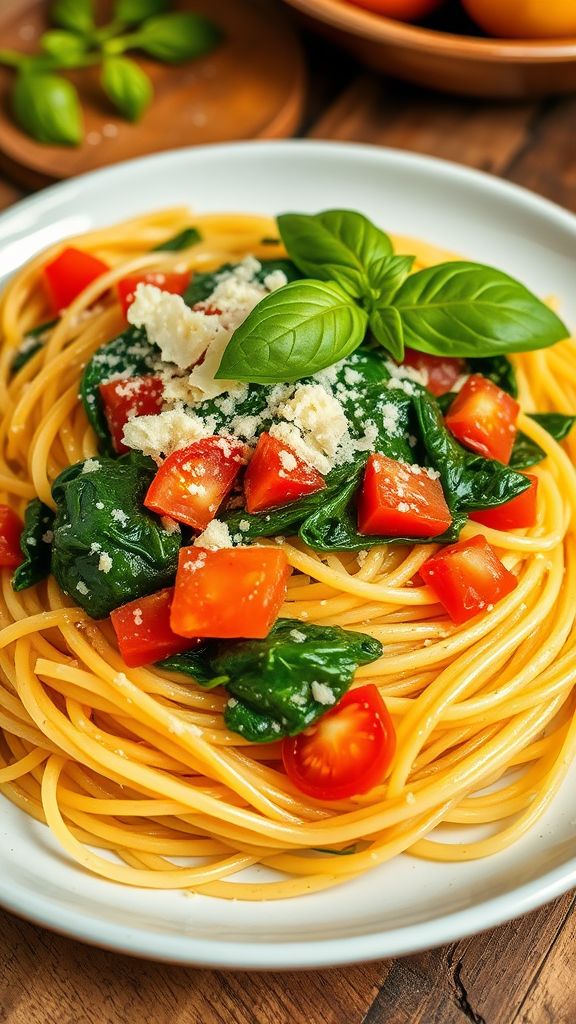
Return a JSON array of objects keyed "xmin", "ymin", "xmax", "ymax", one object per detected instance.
[{"xmin": 216, "ymin": 209, "xmax": 569, "ymax": 384}]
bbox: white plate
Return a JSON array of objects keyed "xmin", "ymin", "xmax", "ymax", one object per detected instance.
[{"xmin": 1, "ymin": 141, "xmax": 576, "ymax": 968}]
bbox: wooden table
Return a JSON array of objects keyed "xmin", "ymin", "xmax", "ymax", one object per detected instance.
[{"xmin": 1, "ymin": 14, "xmax": 576, "ymax": 1023}]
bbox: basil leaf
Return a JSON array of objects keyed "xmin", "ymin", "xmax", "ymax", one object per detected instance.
[
  {"xmin": 217, "ymin": 619, "xmax": 382, "ymax": 742},
  {"xmin": 80, "ymin": 326, "xmax": 158, "ymax": 452},
  {"xmin": 369, "ymin": 305, "xmax": 404, "ymax": 362},
  {"xmin": 133, "ymin": 13, "xmax": 221, "ymax": 64},
  {"xmin": 52, "ymin": 0, "xmax": 94, "ymax": 34},
  {"xmin": 12, "ymin": 500, "xmax": 54, "ymax": 592},
  {"xmin": 115, "ymin": 0, "xmax": 169, "ymax": 24},
  {"xmin": 394, "ymin": 262, "xmax": 569, "ymax": 357},
  {"xmin": 216, "ymin": 279, "xmax": 368, "ymax": 384},
  {"xmin": 40, "ymin": 30, "xmax": 88, "ymax": 63},
  {"xmin": 101, "ymin": 56, "xmax": 153, "ymax": 122},
  {"xmin": 12, "ymin": 71, "xmax": 83, "ymax": 145},
  {"xmin": 529, "ymin": 412, "xmax": 576, "ymax": 442},
  {"xmin": 51, "ymin": 453, "xmax": 180, "ymax": 619},
  {"xmin": 278, "ymin": 210, "xmax": 393, "ymax": 300},
  {"xmin": 367, "ymin": 254, "xmax": 414, "ymax": 304},
  {"xmin": 153, "ymin": 226, "xmax": 201, "ymax": 251}
]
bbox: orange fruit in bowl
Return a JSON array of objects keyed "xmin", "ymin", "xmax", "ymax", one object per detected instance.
[{"xmin": 461, "ymin": 0, "xmax": 576, "ymax": 39}]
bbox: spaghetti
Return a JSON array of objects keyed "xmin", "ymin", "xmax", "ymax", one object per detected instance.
[{"xmin": 0, "ymin": 209, "xmax": 575, "ymax": 900}]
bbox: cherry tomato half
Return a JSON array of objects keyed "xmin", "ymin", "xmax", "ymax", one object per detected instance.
[{"xmin": 282, "ymin": 684, "xmax": 396, "ymax": 801}]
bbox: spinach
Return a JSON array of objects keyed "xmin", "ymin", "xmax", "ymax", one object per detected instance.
[
  {"xmin": 11, "ymin": 318, "xmax": 58, "ymax": 374},
  {"xmin": 277, "ymin": 210, "xmax": 393, "ymax": 300},
  {"xmin": 79, "ymin": 326, "xmax": 158, "ymax": 452},
  {"xmin": 510, "ymin": 412, "xmax": 576, "ymax": 469},
  {"xmin": 394, "ymin": 262, "xmax": 567, "ymax": 358},
  {"xmin": 183, "ymin": 258, "xmax": 301, "ymax": 307},
  {"xmin": 218, "ymin": 619, "xmax": 382, "ymax": 742},
  {"xmin": 51, "ymin": 452, "xmax": 180, "ymax": 618},
  {"xmin": 468, "ymin": 354, "xmax": 518, "ymax": 397},
  {"xmin": 12, "ymin": 500, "xmax": 54, "ymax": 592},
  {"xmin": 157, "ymin": 647, "xmax": 221, "ymax": 686},
  {"xmin": 152, "ymin": 226, "xmax": 201, "ymax": 251},
  {"xmin": 216, "ymin": 279, "xmax": 368, "ymax": 384}
]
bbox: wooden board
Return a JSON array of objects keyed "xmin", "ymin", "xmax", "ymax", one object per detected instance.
[{"xmin": 0, "ymin": 0, "xmax": 306, "ymax": 187}]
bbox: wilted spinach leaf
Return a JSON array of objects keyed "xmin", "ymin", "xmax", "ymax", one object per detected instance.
[
  {"xmin": 12, "ymin": 500, "xmax": 54, "ymax": 592},
  {"xmin": 79, "ymin": 327, "xmax": 158, "ymax": 452},
  {"xmin": 152, "ymin": 227, "xmax": 201, "ymax": 252},
  {"xmin": 11, "ymin": 318, "xmax": 58, "ymax": 375},
  {"xmin": 51, "ymin": 452, "xmax": 180, "ymax": 618}
]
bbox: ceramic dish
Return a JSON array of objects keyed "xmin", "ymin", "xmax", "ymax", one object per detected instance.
[
  {"xmin": 1, "ymin": 140, "xmax": 576, "ymax": 967},
  {"xmin": 283, "ymin": 0, "xmax": 576, "ymax": 98}
]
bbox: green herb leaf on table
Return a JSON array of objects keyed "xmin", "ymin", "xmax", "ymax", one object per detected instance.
[
  {"xmin": 368, "ymin": 305, "xmax": 405, "ymax": 362},
  {"xmin": 277, "ymin": 210, "xmax": 394, "ymax": 300},
  {"xmin": 101, "ymin": 55, "xmax": 153, "ymax": 122},
  {"xmin": 114, "ymin": 0, "xmax": 169, "ymax": 26},
  {"xmin": 12, "ymin": 71, "xmax": 83, "ymax": 146},
  {"xmin": 12, "ymin": 500, "xmax": 55, "ymax": 593},
  {"xmin": 216, "ymin": 279, "xmax": 368, "ymax": 384},
  {"xmin": 51, "ymin": 452, "xmax": 180, "ymax": 619},
  {"xmin": 52, "ymin": 0, "xmax": 94, "ymax": 35},
  {"xmin": 40, "ymin": 30, "xmax": 89, "ymax": 63},
  {"xmin": 132, "ymin": 12, "xmax": 221, "ymax": 63},
  {"xmin": 153, "ymin": 226, "xmax": 202, "ymax": 252},
  {"xmin": 393, "ymin": 261, "xmax": 569, "ymax": 357}
]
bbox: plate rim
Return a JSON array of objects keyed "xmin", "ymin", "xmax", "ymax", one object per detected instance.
[{"xmin": 1, "ymin": 138, "xmax": 575, "ymax": 968}]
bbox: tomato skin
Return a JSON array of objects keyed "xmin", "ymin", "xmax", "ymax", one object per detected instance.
[
  {"xmin": 145, "ymin": 436, "xmax": 245, "ymax": 530},
  {"xmin": 171, "ymin": 546, "xmax": 290, "ymax": 639},
  {"xmin": 401, "ymin": 349, "xmax": 466, "ymax": 397},
  {"xmin": 469, "ymin": 474, "xmax": 538, "ymax": 530},
  {"xmin": 344, "ymin": 0, "xmax": 443, "ymax": 21},
  {"xmin": 110, "ymin": 587, "xmax": 197, "ymax": 668},
  {"xmin": 117, "ymin": 272, "xmax": 191, "ymax": 319},
  {"xmin": 445, "ymin": 375, "xmax": 520, "ymax": 464},
  {"xmin": 99, "ymin": 376, "xmax": 164, "ymax": 454},
  {"xmin": 282, "ymin": 684, "xmax": 396, "ymax": 801},
  {"xmin": 0, "ymin": 506, "xmax": 24, "ymax": 568},
  {"xmin": 243, "ymin": 433, "xmax": 326, "ymax": 514},
  {"xmin": 358, "ymin": 454, "xmax": 452, "ymax": 537},
  {"xmin": 420, "ymin": 535, "xmax": 518, "ymax": 625},
  {"xmin": 462, "ymin": 0, "xmax": 576, "ymax": 39},
  {"xmin": 43, "ymin": 247, "xmax": 109, "ymax": 313}
]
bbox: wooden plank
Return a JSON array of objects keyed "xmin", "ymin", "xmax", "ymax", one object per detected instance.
[
  {"xmin": 361, "ymin": 893, "xmax": 576, "ymax": 1024},
  {"xmin": 0, "ymin": 177, "xmax": 24, "ymax": 212},
  {"xmin": 512, "ymin": 896, "xmax": 576, "ymax": 1024},
  {"xmin": 308, "ymin": 75, "xmax": 539, "ymax": 175},
  {"xmin": 504, "ymin": 95, "xmax": 576, "ymax": 211},
  {"xmin": 0, "ymin": 907, "xmax": 388, "ymax": 1024}
]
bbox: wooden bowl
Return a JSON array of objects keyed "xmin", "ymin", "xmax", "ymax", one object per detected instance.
[{"xmin": 283, "ymin": 0, "xmax": 576, "ymax": 98}]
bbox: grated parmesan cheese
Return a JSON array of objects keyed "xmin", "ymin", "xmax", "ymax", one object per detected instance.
[
  {"xmin": 122, "ymin": 409, "xmax": 211, "ymax": 461},
  {"xmin": 193, "ymin": 519, "xmax": 233, "ymax": 550},
  {"xmin": 311, "ymin": 681, "xmax": 336, "ymax": 705},
  {"xmin": 127, "ymin": 283, "xmax": 217, "ymax": 370}
]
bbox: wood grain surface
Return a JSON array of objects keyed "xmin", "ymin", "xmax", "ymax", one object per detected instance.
[{"xmin": 1, "ymin": 11, "xmax": 576, "ymax": 1022}]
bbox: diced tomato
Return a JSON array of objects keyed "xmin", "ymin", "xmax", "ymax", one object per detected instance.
[
  {"xmin": 282, "ymin": 684, "xmax": 396, "ymax": 801},
  {"xmin": 402, "ymin": 349, "xmax": 466, "ymax": 397},
  {"xmin": 110, "ymin": 588, "xmax": 197, "ymax": 668},
  {"xmin": 145, "ymin": 436, "xmax": 245, "ymax": 530},
  {"xmin": 0, "ymin": 506, "xmax": 24, "ymax": 569},
  {"xmin": 99, "ymin": 376, "xmax": 164, "ymax": 454},
  {"xmin": 117, "ymin": 271, "xmax": 191, "ymax": 319},
  {"xmin": 358, "ymin": 454, "xmax": 452, "ymax": 538},
  {"xmin": 43, "ymin": 247, "xmax": 109, "ymax": 313},
  {"xmin": 420, "ymin": 535, "xmax": 518, "ymax": 625},
  {"xmin": 171, "ymin": 547, "xmax": 290, "ymax": 639},
  {"xmin": 243, "ymin": 433, "xmax": 326, "ymax": 514},
  {"xmin": 445, "ymin": 375, "xmax": 520, "ymax": 464},
  {"xmin": 469, "ymin": 475, "xmax": 538, "ymax": 530}
]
